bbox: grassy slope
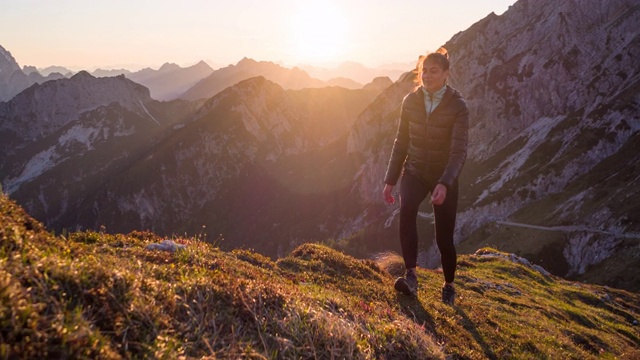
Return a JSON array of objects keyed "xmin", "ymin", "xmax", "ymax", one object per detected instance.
[{"xmin": 1, "ymin": 193, "xmax": 638, "ymax": 359}]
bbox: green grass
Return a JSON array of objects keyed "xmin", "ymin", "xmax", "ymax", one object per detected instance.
[{"xmin": 1, "ymin": 193, "xmax": 639, "ymax": 359}]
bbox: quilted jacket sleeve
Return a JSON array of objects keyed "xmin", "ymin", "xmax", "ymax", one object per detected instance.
[{"xmin": 384, "ymin": 94, "xmax": 411, "ymax": 186}]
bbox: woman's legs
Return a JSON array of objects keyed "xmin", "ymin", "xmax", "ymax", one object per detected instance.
[
  {"xmin": 433, "ymin": 181, "xmax": 459, "ymax": 283},
  {"xmin": 399, "ymin": 172, "xmax": 429, "ymax": 269}
]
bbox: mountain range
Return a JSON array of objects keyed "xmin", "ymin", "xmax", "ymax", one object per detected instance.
[
  {"xmin": 120, "ymin": 61, "xmax": 214, "ymax": 101},
  {"xmin": 179, "ymin": 58, "xmax": 371, "ymax": 101},
  {"xmin": 299, "ymin": 61, "xmax": 408, "ymax": 84},
  {"xmin": 6, "ymin": 58, "xmax": 401, "ymax": 103},
  {"xmin": 1, "ymin": 0, "xmax": 639, "ymax": 292}
]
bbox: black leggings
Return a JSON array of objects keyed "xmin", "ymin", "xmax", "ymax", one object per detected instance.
[{"xmin": 399, "ymin": 171, "xmax": 458, "ymax": 283}]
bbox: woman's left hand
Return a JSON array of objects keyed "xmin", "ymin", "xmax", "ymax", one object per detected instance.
[{"xmin": 431, "ymin": 183, "xmax": 447, "ymax": 205}]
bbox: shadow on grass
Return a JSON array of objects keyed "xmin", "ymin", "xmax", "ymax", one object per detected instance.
[
  {"xmin": 396, "ymin": 294, "xmax": 438, "ymax": 338},
  {"xmin": 455, "ymin": 306, "xmax": 498, "ymax": 360}
]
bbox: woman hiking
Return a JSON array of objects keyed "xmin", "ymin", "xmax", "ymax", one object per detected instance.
[{"xmin": 382, "ymin": 47, "xmax": 469, "ymax": 305}]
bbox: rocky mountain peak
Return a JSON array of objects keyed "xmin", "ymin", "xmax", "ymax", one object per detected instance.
[
  {"xmin": 209, "ymin": 76, "xmax": 301, "ymax": 148},
  {"xmin": 1, "ymin": 72, "xmax": 154, "ymax": 146},
  {"xmin": 70, "ymin": 70, "xmax": 94, "ymax": 80},
  {"xmin": 22, "ymin": 65, "xmax": 39, "ymax": 75},
  {"xmin": 39, "ymin": 65, "xmax": 73, "ymax": 77},
  {"xmin": 236, "ymin": 57, "xmax": 260, "ymax": 68},
  {"xmin": 159, "ymin": 62, "xmax": 180, "ymax": 72},
  {"xmin": 192, "ymin": 60, "xmax": 213, "ymax": 71},
  {"xmin": 0, "ymin": 44, "xmax": 27, "ymax": 101},
  {"xmin": 363, "ymin": 76, "xmax": 393, "ymax": 92},
  {"xmin": 0, "ymin": 44, "xmax": 21, "ymax": 75}
]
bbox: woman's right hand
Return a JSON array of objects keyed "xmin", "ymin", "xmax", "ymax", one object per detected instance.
[{"xmin": 383, "ymin": 184, "xmax": 396, "ymax": 205}]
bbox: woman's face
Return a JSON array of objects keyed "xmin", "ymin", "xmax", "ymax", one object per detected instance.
[{"xmin": 421, "ymin": 60, "xmax": 449, "ymax": 93}]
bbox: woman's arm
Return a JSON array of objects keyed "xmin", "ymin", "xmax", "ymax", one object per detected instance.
[{"xmin": 384, "ymin": 95, "xmax": 412, "ymax": 186}]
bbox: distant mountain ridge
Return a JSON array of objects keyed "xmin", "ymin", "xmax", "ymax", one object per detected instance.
[
  {"xmin": 128, "ymin": 60, "xmax": 214, "ymax": 100},
  {"xmin": 89, "ymin": 61, "xmax": 215, "ymax": 101},
  {"xmin": 2, "ymin": 49, "xmax": 394, "ymax": 104},
  {"xmin": 180, "ymin": 58, "xmax": 364, "ymax": 101},
  {"xmin": 299, "ymin": 61, "xmax": 408, "ymax": 84},
  {"xmin": 38, "ymin": 65, "xmax": 74, "ymax": 76}
]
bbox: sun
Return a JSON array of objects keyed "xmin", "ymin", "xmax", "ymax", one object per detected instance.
[{"xmin": 289, "ymin": 1, "xmax": 349, "ymax": 64}]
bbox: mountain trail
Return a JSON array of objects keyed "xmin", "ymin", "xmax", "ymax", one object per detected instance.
[{"xmin": 494, "ymin": 220, "xmax": 640, "ymax": 239}]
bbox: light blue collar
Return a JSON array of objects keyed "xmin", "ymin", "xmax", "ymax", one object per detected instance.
[
  {"xmin": 422, "ymin": 85, "xmax": 447, "ymax": 114},
  {"xmin": 422, "ymin": 85, "xmax": 447, "ymax": 99}
]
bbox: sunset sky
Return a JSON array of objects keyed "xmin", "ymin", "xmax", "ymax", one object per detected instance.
[{"xmin": 2, "ymin": 0, "xmax": 516, "ymax": 71}]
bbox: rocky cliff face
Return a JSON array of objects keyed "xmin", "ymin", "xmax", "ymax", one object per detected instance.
[
  {"xmin": 345, "ymin": 0, "xmax": 640, "ymax": 289},
  {"xmin": 446, "ymin": 0, "xmax": 639, "ymax": 160},
  {"xmin": 447, "ymin": 0, "xmax": 640, "ymax": 285},
  {"xmin": 0, "ymin": 45, "xmax": 21, "ymax": 76},
  {"xmin": 0, "ymin": 45, "xmax": 30, "ymax": 102}
]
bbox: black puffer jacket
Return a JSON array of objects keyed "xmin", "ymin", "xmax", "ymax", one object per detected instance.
[{"xmin": 384, "ymin": 85, "xmax": 469, "ymax": 188}]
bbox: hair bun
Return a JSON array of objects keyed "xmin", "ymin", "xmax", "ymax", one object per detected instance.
[{"xmin": 436, "ymin": 47, "xmax": 449, "ymax": 59}]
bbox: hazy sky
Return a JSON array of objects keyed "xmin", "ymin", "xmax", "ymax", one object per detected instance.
[{"xmin": 2, "ymin": 0, "xmax": 516, "ymax": 71}]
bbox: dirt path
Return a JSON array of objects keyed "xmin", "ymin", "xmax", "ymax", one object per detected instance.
[{"xmin": 494, "ymin": 220, "xmax": 640, "ymax": 239}]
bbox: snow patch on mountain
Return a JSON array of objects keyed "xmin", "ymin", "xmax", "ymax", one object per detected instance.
[
  {"xmin": 5, "ymin": 122, "xmax": 102, "ymax": 192},
  {"xmin": 5, "ymin": 148, "xmax": 58, "ymax": 193},
  {"xmin": 58, "ymin": 123, "xmax": 102, "ymax": 151}
]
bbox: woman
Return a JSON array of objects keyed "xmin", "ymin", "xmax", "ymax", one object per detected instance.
[{"xmin": 382, "ymin": 47, "xmax": 469, "ymax": 305}]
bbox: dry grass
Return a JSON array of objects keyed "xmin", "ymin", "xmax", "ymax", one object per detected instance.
[{"xmin": 1, "ymin": 193, "xmax": 639, "ymax": 359}]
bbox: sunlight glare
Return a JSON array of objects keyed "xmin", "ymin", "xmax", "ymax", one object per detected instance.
[{"xmin": 289, "ymin": 1, "xmax": 349, "ymax": 64}]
